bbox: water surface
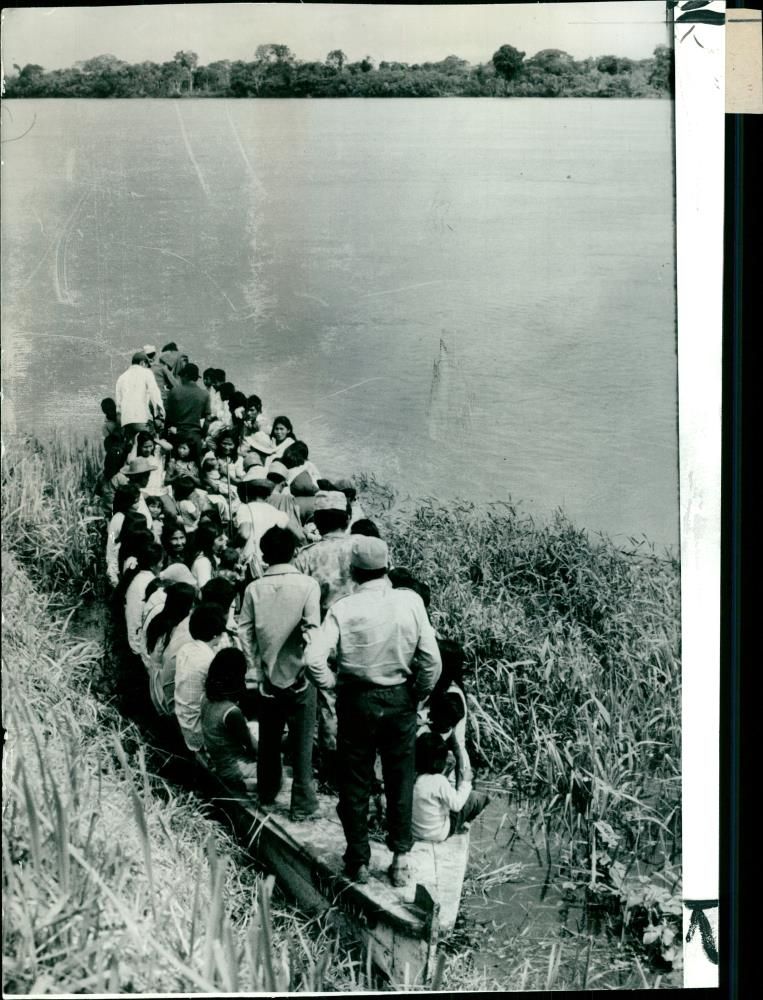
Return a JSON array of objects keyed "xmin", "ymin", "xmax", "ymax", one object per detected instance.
[{"xmin": 2, "ymin": 98, "xmax": 677, "ymax": 548}]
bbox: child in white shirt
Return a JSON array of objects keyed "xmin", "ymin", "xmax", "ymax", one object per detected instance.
[{"xmin": 411, "ymin": 733, "xmax": 489, "ymax": 842}]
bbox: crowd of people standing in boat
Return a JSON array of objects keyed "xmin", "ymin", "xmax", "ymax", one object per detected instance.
[{"xmin": 99, "ymin": 342, "xmax": 488, "ymax": 887}]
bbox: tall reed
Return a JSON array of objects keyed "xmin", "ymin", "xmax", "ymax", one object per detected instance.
[
  {"xmin": 1, "ymin": 555, "xmax": 376, "ymax": 993},
  {"xmin": 2, "ymin": 434, "xmax": 105, "ymax": 598},
  {"xmin": 360, "ymin": 485, "xmax": 682, "ymax": 965}
]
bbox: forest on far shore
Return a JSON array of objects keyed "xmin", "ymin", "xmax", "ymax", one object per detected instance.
[{"xmin": 5, "ymin": 43, "xmax": 674, "ymax": 99}]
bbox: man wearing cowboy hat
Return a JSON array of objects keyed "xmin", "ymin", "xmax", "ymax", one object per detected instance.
[
  {"xmin": 115, "ymin": 351, "xmax": 164, "ymax": 445},
  {"xmin": 304, "ymin": 536, "xmax": 441, "ymax": 887},
  {"xmin": 124, "ymin": 456, "xmax": 159, "ymax": 526},
  {"xmin": 242, "ymin": 430, "xmax": 277, "ymax": 467}
]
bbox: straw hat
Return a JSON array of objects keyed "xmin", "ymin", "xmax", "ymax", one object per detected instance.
[
  {"xmin": 160, "ymin": 563, "xmax": 197, "ymax": 587},
  {"xmin": 126, "ymin": 457, "xmax": 157, "ymax": 476},
  {"xmin": 241, "ymin": 465, "xmax": 270, "ymax": 483},
  {"xmin": 248, "ymin": 431, "xmax": 276, "ymax": 455}
]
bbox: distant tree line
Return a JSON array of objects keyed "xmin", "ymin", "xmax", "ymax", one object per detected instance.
[{"xmin": 5, "ymin": 43, "xmax": 674, "ymax": 99}]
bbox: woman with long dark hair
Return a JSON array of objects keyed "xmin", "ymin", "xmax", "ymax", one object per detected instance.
[
  {"xmin": 162, "ymin": 519, "xmax": 188, "ymax": 566},
  {"xmin": 189, "ymin": 520, "xmax": 227, "ymax": 589},
  {"xmin": 123, "ymin": 541, "xmax": 163, "ymax": 657},
  {"xmin": 106, "ymin": 483, "xmax": 141, "ymax": 588},
  {"xmin": 145, "ymin": 582, "xmax": 196, "ymax": 715},
  {"xmin": 200, "ymin": 648, "xmax": 258, "ymax": 792},
  {"xmin": 268, "ymin": 415, "xmax": 296, "ymax": 463}
]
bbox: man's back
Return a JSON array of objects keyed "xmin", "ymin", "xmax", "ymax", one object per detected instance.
[
  {"xmin": 318, "ymin": 578, "xmax": 440, "ymax": 691},
  {"xmin": 116, "ymin": 365, "xmax": 160, "ymax": 424},
  {"xmin": 239, "ymin": 566, "xmax": 320, "ymax": 688},
  {"xmin": 166, "ymin": 381, "xmax": 210, "ymax": 428},
  {"xmin": 174, "ymin": 638, "xmax": 214, "ymax": 750},
  {"xmin": 295, "ymin": 534, "xmax": 356, "ymax": 616}
]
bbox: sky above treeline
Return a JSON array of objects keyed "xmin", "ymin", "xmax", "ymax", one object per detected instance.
[{"xmin": 2, "ymin": 2, "xmax": 670, "ymax": 71}]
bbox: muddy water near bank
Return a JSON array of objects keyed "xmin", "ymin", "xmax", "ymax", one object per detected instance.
[
  {"xmin": 458, "ymin": 787, "xmax": 682, "ymax": 988},
  {"xmin": 458, "ymin": 790, "xmax": 576, "ymax": 977}
]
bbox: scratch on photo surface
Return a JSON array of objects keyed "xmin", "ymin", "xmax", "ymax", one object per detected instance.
[
  {"xmin": 30, "ymin": 206, "xmax": 44, "ymax": 235},
  {"xmin": 136, "ymin": 244, "xmax": 238, "ymax": 312},
  {"xmin": 54, "ymin": 185, "xmax": 92, "ymax": 305},
  {"xmin": 174, "ymin": 102, "xmax": 210, "ymax": 198},
  {"xmin": 225, "ymin": 102, "xmax": 255, "ymax": 178},
  {"xmin": 14, "ymin": 331, "xmax": 125, "ymax": 358},
  {"xmin": 363, "ymin": 280, "xmax": 443, "ymax": 299},
  {"xmin": 294, "ymin": 291, "xmax": 329, "ymax": 307},
  {"xmin": 65, "ymin": 147, "xmax": 76, "ymax": 182},
  {"xmin": 21, "ymin": 186, "xmax": 90, "ymax": 293},
  {"xmin": 323, "ymin": 377, "xmax": 385, "ymax": 400},
  {"xmin": 0, "ymin": 112, "xmax": 37, "ymax": 144}
]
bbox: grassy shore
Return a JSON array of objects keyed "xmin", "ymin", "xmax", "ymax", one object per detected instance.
[
  {"xmin": 1, "ymin": 437, "xmax": 499, "ymax": 992},
  {"xmin": 2, "ymin": 437, "xmax": 682, "ymax": 990},
  {"xmin": 357, "ymin": 474, "xmax": 682, "ymax": 980}
]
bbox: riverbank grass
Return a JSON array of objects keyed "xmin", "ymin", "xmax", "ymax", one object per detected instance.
[
  {"xmin": 2, "ymin": 553, "xmax": 349, "ymax": 992},
  {"xmin": 3, "ymin": 436, "xmax": 681, "ymax": 988}
]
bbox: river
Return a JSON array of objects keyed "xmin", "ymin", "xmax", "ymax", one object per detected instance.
[{"xmin": 1, "ymin": 97, "xmax": 677, "ymax": 550}]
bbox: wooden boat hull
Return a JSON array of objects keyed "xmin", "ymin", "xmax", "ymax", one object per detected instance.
[{"xmin": 194, "ymin": 754, "xmax": 469, "ymax": 986}]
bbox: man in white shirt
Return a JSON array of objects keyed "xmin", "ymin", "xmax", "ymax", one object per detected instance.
[
  {"xmin": 234, "ymin": 477, "xmax": 298, "ymax": 580},
  {"xmin": 411, "ymin": 733, "xmax": 489, "ymax": 843},
  {"xmin": 175, "ymin": 604, "xmax": 229, "ymax": 753},
  {"xmin": 115, "ymin": 351, "xmax": 164, "ymax": 444},
  {"xmin": 304, "ymin": 536, "xmax": 441, "ymax": 887}
]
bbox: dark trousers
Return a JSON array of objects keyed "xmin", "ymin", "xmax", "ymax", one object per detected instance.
[
  {"xmin": 336, "ymin": 684, "xmax": 416, "ymax": 871},
  {"xmin": 449, "ymin": 790, "xmax": 490, "ymax": 836},
  {"xmin": 257, "ymin": 681, "xmax": 318, "ymax": 816}
]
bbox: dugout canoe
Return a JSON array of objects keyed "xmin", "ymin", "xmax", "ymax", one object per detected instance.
[{"xmin": 194, "ymin": 753, "xmax": 470, "ymax": 986}]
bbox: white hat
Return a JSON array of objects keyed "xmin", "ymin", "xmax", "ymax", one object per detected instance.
[
  {"xmin": 160, "ymin": 563, "xmax": 197, "ymax": 587},
  {"xmin": 241, "ymin": 465, "xmax": 270, "ymax": 483},
  {"xmin": 249, "ymin": 431, "xmax": 276, "ymax": 455},
  {"xmin": 142, "ymin": 344, "xmax": 157, "ymax": 357}
]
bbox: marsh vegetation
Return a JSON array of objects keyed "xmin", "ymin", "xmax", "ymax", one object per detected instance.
[{"xmin": 3, "ymin": 438, "xmax": 681, "ymax": 990}]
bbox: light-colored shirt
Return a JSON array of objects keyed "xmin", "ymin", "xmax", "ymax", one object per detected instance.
[
  {"xmin": 208, "ymin": 386, "xmax": 228, "ymax": 424},
  {"xmin": 139, "ymin": 587, "xmax": 166, "ymax": 668},
  {"xmin": 174, "ymin": 639, "xmax": 215, "ymax": 751},
  {"xmin": 303, "ymin": 578, "xmax": 442, "ymax": 692},
  {"xmin": 191, "ymin": 553, "xmax": 215, "ymax": 590},
  {"xmin": 106, "ymin": 512, "xmax": 125, "ymax": 588},
  {"xmin": 157, "ymin": 616, "xmax": 192, "ymax": 715},
  {"xmin": 238, "ymin": 564, "xmax": 320, "ymax": 688},
  {"xmin": 285, "ymin": 460, "xmax": 321, "ymax": 486},
  {"xmin": 115, "ymin": 364, "xmax": 164, "ymax": 426},
  {"xmin": 234, "ymin": 501, "xmax": 289, "ymax": 578},
  {"xmin": 294, "ymin": 532, "xmax": 356, "ymax": 618},
  {"xmin": 124, "ymin": 570, "xmax": 156, "ymax": 655},
  {"xmin": 412, "ymin": 772, "xmax": 473, "ymax": 843}
]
